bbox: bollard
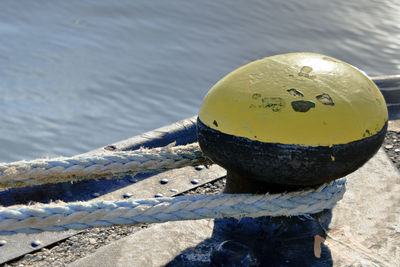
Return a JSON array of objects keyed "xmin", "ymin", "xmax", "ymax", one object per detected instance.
[{"xmin": 197, "ymin": 53, "xmax": 388, "ymax": 265}]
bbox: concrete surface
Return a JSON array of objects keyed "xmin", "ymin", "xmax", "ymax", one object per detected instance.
[{"xmin": 69, "ymin": 219, "xmax": 215, "ymax": 267}]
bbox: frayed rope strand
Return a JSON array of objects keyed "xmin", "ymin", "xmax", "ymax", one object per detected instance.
[
  {"xmin": 0, "ymin": 143, "xmax": 211, "ymax": 189},
  {"xmin": 0, "ymin": 179, "xmax": 346, "ymax": 235}
]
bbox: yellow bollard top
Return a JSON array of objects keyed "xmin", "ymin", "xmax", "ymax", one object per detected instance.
[{"xmin": 199, "ymin": 53, "xmax": 388, "ymax": 146}]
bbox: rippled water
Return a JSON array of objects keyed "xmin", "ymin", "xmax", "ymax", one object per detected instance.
[{"xmin": 0, "ymin": 0, "xmax": 399, "ymax": 162}]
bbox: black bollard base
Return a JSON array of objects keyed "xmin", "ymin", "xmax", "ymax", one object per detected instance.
[
  {"xmin": 207, "ymin": 170, "xmax": 335, "ymax": 266},
  {"xmin": 224, "ymin": 171, "xmax": 314, "ymax": 194},
  {"xmin": 211, "ymin": 210, "xmax": 332, "ymax": 266}
]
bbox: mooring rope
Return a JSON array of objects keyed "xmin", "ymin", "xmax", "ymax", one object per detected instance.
[
  {"xmin": 0, "ymin": 143, "xmax": 211, "ymax": 189},
  {"xmin": 0, "ymin": 178, "xmax": 345, "ymax": 235},
  {"xmin": 0, "ymin": 142, "xmax": 346, "ymax": 235}
]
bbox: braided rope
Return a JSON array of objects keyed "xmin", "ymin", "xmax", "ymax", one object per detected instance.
[
  {"xmin": 0, "ymin": 178, "xmax": 345, "ymax": 235},
  {"xmin": 0, "ymin": 143, "xmax": 211, "ymax": 189}
]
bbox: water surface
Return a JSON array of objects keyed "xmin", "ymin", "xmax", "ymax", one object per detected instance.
[{"xmin": 0, "ymin": 0, "xmax": 399, "ymax": 162}]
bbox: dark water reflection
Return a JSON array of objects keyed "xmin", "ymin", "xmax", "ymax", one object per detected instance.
[{"xmin": 0, "ymin": 0, "xmax": 399, "ymax": 161}]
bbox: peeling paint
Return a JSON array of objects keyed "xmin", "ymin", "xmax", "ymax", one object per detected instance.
[
  {"xmin": 250, "ymin": 95, "xmax": 285, "ymax": 112},
  {"xmin": 287, "ymin": 88, "xmax": 304, "ymax": 97},
  {"xmin": 262, "ymin": 97, "xmax": 285, "ymax": 112},
  {"xmin": 298, "ymin": 66, "xmax": 316, "ymax": 79},
  {"xmin": 316, "ymin": 93, "xmax": 334, "ymax": 106},
  {"xmin": 363, "ymin": 129, "xmax": 371, "ymax": 137},
  {"xmin": 291, "ymin": 100, "xmax": 315, "ymax": 112}
]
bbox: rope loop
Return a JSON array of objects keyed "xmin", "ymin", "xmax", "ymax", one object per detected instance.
[{"xmin": 0, "ymin": 178, "xmax": 346, "ymax": 235}]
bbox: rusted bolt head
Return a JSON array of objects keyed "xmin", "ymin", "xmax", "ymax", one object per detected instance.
[{"xmin": 197, "ymin": 53, "xmax": 388, "ymax": 186}]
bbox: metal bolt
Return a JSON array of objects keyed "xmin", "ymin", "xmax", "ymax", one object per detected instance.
[
  {"xmin": 104, "ymin": 145, "xmax": 117, "ymax": 151},
  {"xmin": 31, "ymin": 240, "xmax": 41, "ymax": 247},
  {"xmin": 191, "ymin": 179, "xmax": 199, "ymax": 185},
  {"xmin": 123, "ymin": 193, "xmax": 133, "ymax": 199},
  {"xmin": 194, "ymin": 166, "xmax": 203, "ymax": 171},
  {"xmin": 0, "ymin": 239, "xmax": 7, "ymax": 247},
  {"xmin": 160, "ymin": 178, "xmax": 169, "ymax": 184},
  {"xmin": 170, "ymin": 189, "xmax": 178, "ymax": 193},
  {"xmin": 154, "ymin": 193, "xmax": 163, "ymax": 198}
]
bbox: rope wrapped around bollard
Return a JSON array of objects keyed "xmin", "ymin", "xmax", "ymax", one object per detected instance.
[
  {"xmin": 0, "ymin": 178, "xmax": 345, "ymax": 235},
  {"xmin": 0, "ymin": 142, "xmax": 347, "ymax": 235}
]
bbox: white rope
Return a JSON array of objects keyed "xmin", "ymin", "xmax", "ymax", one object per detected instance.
[
  {"xmin": 0, "ymin": 141, "xmax": 346, "ymax": 235},
  {"xmin": 0, "ymin": 178, "xmax": 346, "ymax": 235},
  {"xmin": 0, "ymin": 143, "xmax": 211, "ymax": 189}
]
